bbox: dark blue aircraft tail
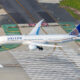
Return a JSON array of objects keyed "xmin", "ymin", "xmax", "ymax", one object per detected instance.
[{"xmin": 70, "ymin": 24, "xmax": 80, "ymax": 36}]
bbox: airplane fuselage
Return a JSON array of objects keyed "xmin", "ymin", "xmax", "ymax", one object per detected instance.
[{"xmin": 0, "ymin": 34, "xmax": 77, "ymax": 45}]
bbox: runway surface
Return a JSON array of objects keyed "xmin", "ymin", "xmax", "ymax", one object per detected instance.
[
  {"xmin": 0, "ymin": 0, "xmax": 69, "ymax": 23},
  {"xmin": 40, "ymin": 3, "xmax": 76, "ymax": 22},
  {"xmin": 0, "ymin": 0, "xmax": 55, "ymax": 23},
  {"xmin": 0, "ymin": 0, "xmax": 31, "ymax": 23},
  {"xmin": 0, "ymin": 0, "xmax": 76, "ymax": 24}
]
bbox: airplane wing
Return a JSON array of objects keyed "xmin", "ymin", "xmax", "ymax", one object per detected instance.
[
  {"xmin": 29, "ymin": 19, "xmax": 44, "ymax": 35},
  {"xmin": 22, "ymin": 41, "xmax": 62, "ymax": 48},
  {"xmin": 31, "ymin": 43, "xmax": 62, "ymax": 48}
]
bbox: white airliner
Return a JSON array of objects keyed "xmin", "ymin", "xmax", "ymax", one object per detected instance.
[{"xmin": 0, "ymin": 20, "xmax": 80, "ymax": 50}]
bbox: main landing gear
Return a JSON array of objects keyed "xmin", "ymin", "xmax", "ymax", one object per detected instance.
[{"xmin": 37, "ymin": 46, "xmax": 43, "ymax": 50}]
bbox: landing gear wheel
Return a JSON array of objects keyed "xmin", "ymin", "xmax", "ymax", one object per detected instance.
[{"xmin": 37, "ymin": 46, "xmax": 43, "ymax": 50}]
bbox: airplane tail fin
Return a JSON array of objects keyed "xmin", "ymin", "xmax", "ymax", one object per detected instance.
[
  {"xmin": 69, "ymin": 24, "xmax": 80, "ymax": 36},
  {"xmin": 29, "ymin": 19, "xmax": 44, "ymax": 35}
]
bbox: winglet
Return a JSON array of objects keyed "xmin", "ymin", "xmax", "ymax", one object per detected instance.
[{"xmin": 29, "ymin": 19, "xmax": 44, "ymax": 35}]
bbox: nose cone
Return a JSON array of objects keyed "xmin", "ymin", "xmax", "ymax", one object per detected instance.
[{"xmin": 0, "ymin": 36, "xmax": 6, "ymax": 44}]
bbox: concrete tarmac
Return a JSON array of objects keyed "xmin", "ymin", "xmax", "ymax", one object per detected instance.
[{"xmin": 0, "ymin": 51, "xmax": 30, "ymax": 80}]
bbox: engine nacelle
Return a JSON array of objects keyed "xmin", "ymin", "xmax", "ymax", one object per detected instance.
[
  {"xmin": 29, "ymin": 45, "xmax": 43, "ymax": 50},
  {"xmin": 29, "ymin": 45, "xmax": 37, "ymax": 50},
  {"xmin": 37, "ymin": 46, "xmax": 43, "ymax": 50}
]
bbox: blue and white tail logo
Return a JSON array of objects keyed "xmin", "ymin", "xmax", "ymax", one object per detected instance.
[{"xmin": 70, "ymin": 24, "xmax": 80, "ymax": 36}]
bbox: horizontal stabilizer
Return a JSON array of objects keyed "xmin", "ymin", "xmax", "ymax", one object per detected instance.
[
  {"xmin": 22, "ymin": 41, "xmax": 62, "ymax": 48},
  {"xmin": 70, "ymin": 24, "xmax": 80, "ymax": 36}
]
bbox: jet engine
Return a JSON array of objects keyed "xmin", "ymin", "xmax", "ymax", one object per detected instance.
[
  {"xmin": 37, "ymin": 46, "xmax": 43, "ymax": 50},
  {"xmin": 29, "ymin": 45, "xmax": 43, "ymax": 50},
  {"xmin": 29, "ymin": 45, "xmax": 37, "ymax": 50}
]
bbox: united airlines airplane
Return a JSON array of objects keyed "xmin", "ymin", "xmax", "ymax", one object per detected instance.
[{"xmin": 0, "ymin": 20, "xmax": 80, "ymax": 50}]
